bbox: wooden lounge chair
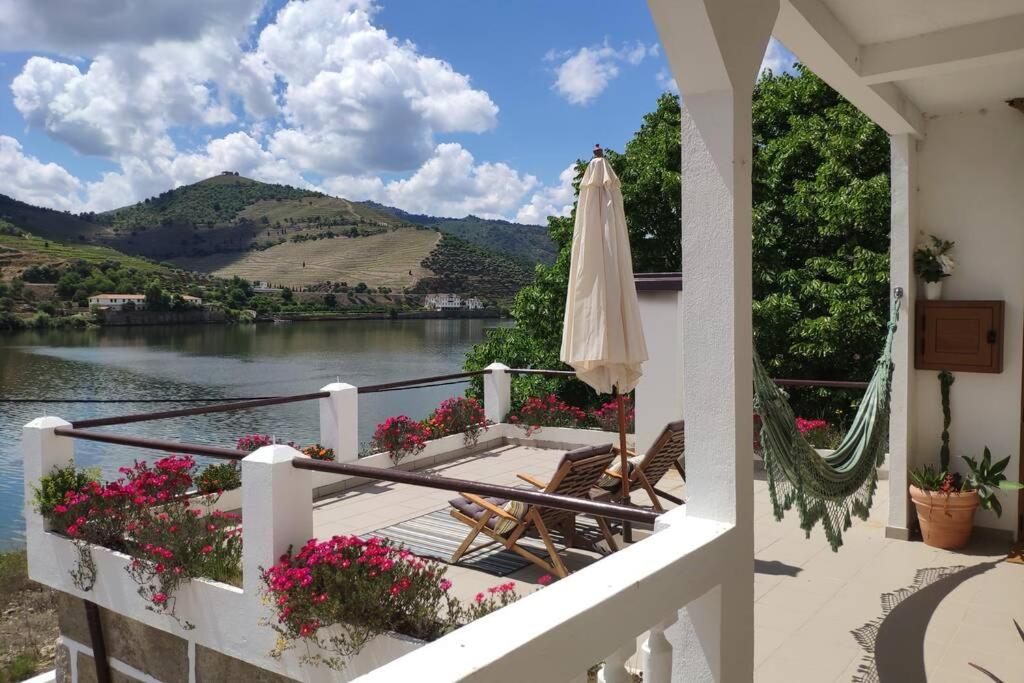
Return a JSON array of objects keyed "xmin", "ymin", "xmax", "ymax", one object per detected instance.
[
  {"xmin": 448, "ymin": 444, "xmax": 617, "ymax": 578},
  {"xmin": 596, "ymin": 420, "xmax": 685, "ymax": 512}
]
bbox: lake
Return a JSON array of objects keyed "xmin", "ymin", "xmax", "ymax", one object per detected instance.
[{"xmin": 0, "ymin": 319, "xmax": 507, "ymax": 547}]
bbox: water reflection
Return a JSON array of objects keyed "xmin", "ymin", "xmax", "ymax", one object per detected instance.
[{"xmin": 0, "ymin": 319, "xmax": 508, "ymax": 547}]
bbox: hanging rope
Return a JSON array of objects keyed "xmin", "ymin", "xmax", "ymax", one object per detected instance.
[{"xmin": 753, "ymin": 290, "xmax": 902, "ymax": 551}]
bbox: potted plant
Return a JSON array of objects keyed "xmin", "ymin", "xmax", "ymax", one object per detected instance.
[
  {"xmin": 909, "ymin": 448, "xmax": 1023, "ymax": 549},
  {"xmin": 914, "ymin": 234, "xmax": 956, "ymax": 300}
]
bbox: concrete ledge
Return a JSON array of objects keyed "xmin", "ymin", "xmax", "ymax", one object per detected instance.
[{"xmin": 885, "ymin": 525, "xmax": 911, "ymax": 541}]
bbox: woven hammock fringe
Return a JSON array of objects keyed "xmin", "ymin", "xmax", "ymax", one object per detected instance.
[{"xmin": 754, "ymin": 298, "xmax": 900, "ymax": 552}]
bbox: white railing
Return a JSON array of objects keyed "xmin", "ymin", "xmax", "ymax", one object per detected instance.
[{"xmin": 23, "ymin": 362, "xmax": 735, "ymax": 682}]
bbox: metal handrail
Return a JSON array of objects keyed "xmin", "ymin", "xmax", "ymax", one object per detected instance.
[
  {"xmin": 292, "ymin": 458, "xmax": 660, "ymax": 525},
  {"xmin": 357, "ymin": 370, "xmax": 489, "ymax": 394},
  {"xmin": 53, "ymin": 426, "xmax": 658, "ymax": 525},
  {"xmin": 773, "ymin": 378, "xmax": 869, "ymax": 390},
  {"xmin": 69, "ymin": 392, "xmax": 331, "ymax": 429},
  {"xmin": 508, "ymin": 368, "xmax": 577, "ymax": 377},
  {"xmin": 54, "ymin": 426, "xmax": 247, "ymax": 460}
]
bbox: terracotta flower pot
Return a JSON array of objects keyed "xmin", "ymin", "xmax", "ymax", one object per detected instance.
[{"xmin": 909, "ymin": 485, "xmax": 979, "ymax": 549}]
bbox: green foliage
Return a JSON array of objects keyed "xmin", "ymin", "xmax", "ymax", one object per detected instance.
[
  {"xmin": 415, "ymin": 234, "xmax": 533, "ymax": 304},
  {"xmin": 908, "ymin": 464, "xmax": 948, "ymax": 491},
  {"xmin": 962, "ymin": 447, "xmax": 1023, "ymax": 517},
  {"xmin": 32, "ymin": 463, "xmax": 101, "ymax": 518},
  {"xmin": 938, "ymin": 370, "xmax": 955, "ymax": 471},
  {"xmin": 0, "ymin": 649, "xmax": 39, "ymax": 682},
  {"xmin": 195, "ymin": 462, "xmax": 241, "ymax": 494},
  {"xmin": 100, "ymin": 176, "xmax": 316, "ymax": 229},
  {"xmin": 752, "ymin": 67, "xmax": 891, "ymax": 416}
]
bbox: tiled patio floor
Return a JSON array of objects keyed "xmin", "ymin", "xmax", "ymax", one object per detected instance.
[{"xmin": 311, "ymin": 442, "xmax": 1023, "ymax": 682}]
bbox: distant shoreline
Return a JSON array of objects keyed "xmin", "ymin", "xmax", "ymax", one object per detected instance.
[{"xmin": 258, "ymin": 308, "xmax": 505, "ymax": 324}]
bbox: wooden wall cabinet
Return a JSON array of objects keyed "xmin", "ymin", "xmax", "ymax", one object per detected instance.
[{"xmin": 915, "ymin": 300, "xmax": 1004, "ymax": 373}]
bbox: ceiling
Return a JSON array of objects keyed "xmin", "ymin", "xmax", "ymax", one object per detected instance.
[{"xmin": 822, "ymin": 0, "xmax": 1024, "ymax": 45}]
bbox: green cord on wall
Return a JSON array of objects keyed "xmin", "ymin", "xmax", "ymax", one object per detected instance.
[{"xmin": 938, "ymin": 370, "xmax": 955, "ymax": 471}]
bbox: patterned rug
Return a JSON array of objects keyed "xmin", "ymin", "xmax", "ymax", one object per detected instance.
[{"xmin": 369, "ymin": 508, "xmax": 608, "ymax": 577}]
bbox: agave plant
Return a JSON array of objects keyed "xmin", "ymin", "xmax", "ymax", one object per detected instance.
[{"xmin": 969, "ymin": 620, "xmax": 1023, "ymax": 682}]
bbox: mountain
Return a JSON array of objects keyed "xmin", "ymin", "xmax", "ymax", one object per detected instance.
[
  {"xmin": 0, "ymin": 176, "xmax": 537, "ymax": 303},
  {"xmin": 361, "ymin": 202, "xmax": 557, "ymax": 266}
]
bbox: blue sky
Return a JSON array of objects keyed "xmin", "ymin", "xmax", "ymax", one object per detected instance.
[{"xmin": 0, "ymin": 0, "xmax": 795, "ymax": 223}]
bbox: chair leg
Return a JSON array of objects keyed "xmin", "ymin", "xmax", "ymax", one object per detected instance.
[
  {"xmin": 595, "ymin": 516, "xmax": 619, "ymax": 552},
  {"xmin": 532, "ymin": 512, "xmax": 569, "ymax": 578},
  {"xmin": 636, "ymin": 472, "xmax": 665, "ymax": 513},
  {"xmin": 450, "ymin": 511, "xmax": 491, "ymax": 563},
  {"xmin": 653, "ymin": 487, "xmax": 684, "ymax": 506},
  {"xmin": 674, "ymin": 460, "xmax": 686, "ymax": 481}
]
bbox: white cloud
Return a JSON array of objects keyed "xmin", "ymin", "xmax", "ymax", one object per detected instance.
[
  {"xmin": 0, "ymin": 0, "xmax": 265, "ymax": 54},
  {"xmin": 322, "ymin": 143, "xmax": 539, "ymax": 220},
  {"xmin": 514, "ymin": 163, "xmax": 576, "ymax": 225},
  {"xmin": 550, "ymin": 41, "xmax": 653, "ymax": 105},
  {"xmin": 0, "ymin": 135, "xmax": 82, "ymax": 210},
  {"xmin": 255, "ymin": 0, "xmax": 498, "ymax": 175},
  {"xmin": 656, "ymin": 68, "xmax": 678, "ymax": 94}
]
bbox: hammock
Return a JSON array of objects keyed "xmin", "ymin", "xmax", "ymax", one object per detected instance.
[{"xmin": 753, "ymin": 292, "xmax": 902, "ymax": 551}]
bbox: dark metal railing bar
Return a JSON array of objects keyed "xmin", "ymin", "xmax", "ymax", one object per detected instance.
[
  {"xmin": 292, "ymin": 457, "xmax": 659, "ymax": 525},
  {"xmin": 69, "ymin": 392, "xmax": 330, "ymax": 429},
  {"xmin": 54, "ymin": 426, "xmax": 247, "ymax": 460},
  {"xmin": 1, "ymin": 397, "xmax": 283, "ymax": 404},
  {"xmin": 508, "ymin": 368, "xmax": 577, "ymax": 377},
  {"xmin": 773, "ymin": 378, "xmax": 869, "ymax": 390},
  {"xmin": 365, "ymin": 378, "xmax": 471, "ymax": 394},
  {"xmin": 357, "ymin": 370, "xmax": 489, "ymax": 394}
]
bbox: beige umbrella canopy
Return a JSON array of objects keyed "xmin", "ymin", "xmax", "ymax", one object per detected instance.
[{"xmin": 560, "ymin": 146, "xmax": 648, "ymax": 499}]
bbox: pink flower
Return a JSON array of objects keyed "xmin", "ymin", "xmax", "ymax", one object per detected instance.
[
  {"xmin": 152, "ymin": 593, "xmax": 167, "ymax": 604},
  {"xmin": 201, "ymin": 545, "xmax": 213, "ymax": 554},
  {"xmin": 537, "ymin": 574, "xmax": 553, "ymax": 586},
  {"xmin": 439, "ymin": 579, "xmax": 452, "ymax": 591}
]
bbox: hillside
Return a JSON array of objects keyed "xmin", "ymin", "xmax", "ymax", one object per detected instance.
[
  {"xmin": 0, "ymin": 194, "xmax": 105, "ymax": 243},
  {"xmin": 173, "ymin": 227, "xmax": 440, "ymax": 289},
  {"xmin": 361, "ymin": 202, "xmax": 557, "ymax": 265},
  {"xmin": 411, "ymin": 234, "xmax": 535, "ymax": 302}
]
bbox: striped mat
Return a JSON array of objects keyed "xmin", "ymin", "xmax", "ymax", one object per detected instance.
[{"xmin": 368, "ymin": 508, "xmax": 607, "ymax": 577}]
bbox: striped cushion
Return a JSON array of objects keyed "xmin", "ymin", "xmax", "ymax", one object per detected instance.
[
  {"xmin": 494, "ymin": 500, "xmax": 527, "ymax": 535},
  {"xmin": 597, "ymin": 453, "xmax": 645, "ymax": 490}
]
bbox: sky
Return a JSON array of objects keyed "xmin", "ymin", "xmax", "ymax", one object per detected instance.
[{"xmin": 0, "ymin": 0, "xmax": 796, "ymax": 224}]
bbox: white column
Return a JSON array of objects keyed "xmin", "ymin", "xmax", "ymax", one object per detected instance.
[
  {"xmin": 598, "ymin": 641, "xmax": 638, "ymax": 683},
  {"xmin": 22, "ymin": 417, "xmax": 74, "ymax": 576},
  {"xmin": 483, "ymin": 363, "xmax": 511, "ymax": 424},
  {"xmin": 636, "ymin": 290, "xmax": 684, "ymax": 452},
  {"xmin": 887, "ymin": 133, "xmax": 918, "ymax": 540},
  {"xmin": 319, "ymin": 382, "xmax": 358, "ymax": 461},
  {"xmin": 241, "ymin": 445, "xmax": 312, "ymax": 594},
  {"xmin": 648, "ymin": 0, "xmax": 779, "ymax": 680}
]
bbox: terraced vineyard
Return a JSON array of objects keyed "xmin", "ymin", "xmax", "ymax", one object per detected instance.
[{"xmin": 174, "ymin": 228, "xmax": 440, "ymax": 288}]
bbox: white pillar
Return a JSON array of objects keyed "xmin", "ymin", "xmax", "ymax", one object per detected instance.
[
  {"xmin": 483, "ymin": 363, "xmax": 511, "ymax": 424},
  {"xmin": 598, "ymin": 641, "xmax": 638, "ymax": 683},
  {"xmin": 648, "ymin": 0, "xmax": 779, "ymax": 680},
  {"xmin": 241, "ymin": 445, "xmax": 312, "ymax": 594},
  {"xmin": 22, "ymin": 417, "xmax": 74, "ymax": 575},
  {"xmin": 319, "ymin": 382, "xmax": 358, "ymax": 462},
  {"xmin": 887, "ymin": 134, "xmax": 918, "ymax": 540},
  {"xmin": 636, "ymin": 290, "xmax": 684, "ymax": 453}
]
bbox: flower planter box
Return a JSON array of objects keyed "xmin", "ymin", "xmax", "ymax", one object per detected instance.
[
  {"xmin": 909, "ymin": 485, "xmax": 979, "ymax": 549},
  {"xmin": 190, "ymin": 486, "xmax": 243, "ymax": 514}
]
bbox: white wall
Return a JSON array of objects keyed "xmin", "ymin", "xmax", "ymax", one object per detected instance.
[{"xmin": 914, "ymin": 104, "xmax": 1024, "ymax": 536}]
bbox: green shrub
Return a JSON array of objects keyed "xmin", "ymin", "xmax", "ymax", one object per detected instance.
[
  {"xmin": 0, "ymin": 650, "xmax": 39, "ymax": 682},
  {"xmin": 195, "ymin": 462, "xmax": 241, "ymax": 493},
  {"xmin": 32, "ymin": 463, "xmax": 101, "ymax": 518}
]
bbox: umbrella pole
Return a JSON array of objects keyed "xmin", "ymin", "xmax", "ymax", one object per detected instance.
[{"xmin": 616, "ymin": 390, "xmax": 634, "ymax": 544}]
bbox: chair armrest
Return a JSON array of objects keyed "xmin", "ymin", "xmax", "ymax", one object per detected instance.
[
  {"xmin": 602, "ymin": 469, "xmax": 624, "ymax": 480},
  {"xmin": 516, "ymin": 473, "xmax": 549, "ymax": 489},
  {"xmin": 460, "ymin": 493, "xmax": 518, "ymax": 521},
  {"xmin": 613, "ymin": 448, "xmax": 641, "ymax": 458}
]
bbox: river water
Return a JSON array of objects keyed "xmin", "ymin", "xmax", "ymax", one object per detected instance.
[{"xmin": 0, "ymin": 319, "xmax": 506, "ymax": 547}]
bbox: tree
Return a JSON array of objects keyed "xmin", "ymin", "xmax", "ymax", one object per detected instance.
[
  {"xmin": 752, "ymin": 66, "xmax": 890, "ymax": 417},
  {"xmin": 145, "ymin": 281, "xmax": 170, "ymax": 311},
  {"xmin": 323, "ymin": 293, "xmax": 337, "ymax": 309},
  {"xmin": 465, "ymin": 70, "xmax": 891, "ymax": 418}
]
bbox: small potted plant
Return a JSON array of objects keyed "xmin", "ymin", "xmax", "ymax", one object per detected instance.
[
  {"xmin": 914, "ymin": 234, "xmax": 955, "ymax": 300},
  {"xmin": 909, "ymin": 448, "xmax": 1022, "ymax": 549}
]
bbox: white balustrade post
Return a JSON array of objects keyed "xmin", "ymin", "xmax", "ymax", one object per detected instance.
[
  {"xmin": 598, "ymin": 641, "xmax": 638, "ymax": 683},
  {"xmin": 483, "ymin": 363, "xmax": 511, "ymax": 424},
  {"xmin": 319, "ymin": 382, "xmax": 358, "ymax": 461},
  {"xmin": 642, "ymin": 618, "xmax": 678, "ymax": 683},
  {"xmin": 241, "ymin": 445, "xmax": 312, "ymax": 594},
  {"xmin": 22, "ymin": 417, "xmax": 74, "ymax": 573}
]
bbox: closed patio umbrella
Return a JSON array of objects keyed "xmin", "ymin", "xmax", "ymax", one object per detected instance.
[{"xmin": 560, "ymin": 145, "xmax": 648, "ymax": 500}]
